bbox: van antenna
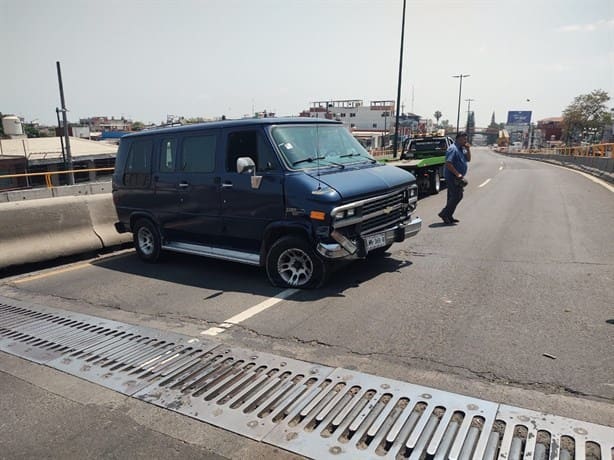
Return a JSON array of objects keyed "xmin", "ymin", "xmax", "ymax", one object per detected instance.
[{"xmin": 316, "ymin": 124, "xmax": 322, "ymax": 191}]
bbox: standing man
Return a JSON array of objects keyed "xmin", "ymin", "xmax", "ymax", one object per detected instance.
[{"xmin": 438, "ymin": 132, "xmax": 471, "ymax": 224}]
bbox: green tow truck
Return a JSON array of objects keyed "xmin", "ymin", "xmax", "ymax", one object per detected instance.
[{"xmin": 387, "ymin": 134, "xmax": 453, "ymax": 195}]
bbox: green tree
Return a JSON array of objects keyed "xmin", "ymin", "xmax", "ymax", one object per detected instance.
[
  {"xmin": 433, "ymin": 110, "xmax": 442, "ymax": 126},
  {"xmin": 24, "ymin": 123, "xmax": 40, "ymax": 138},
  {"xmin": 466, "ymin": 112, "xmax": 475, "ymax": 143},
  {"xmin": 562, "ymin": 89, "xmax": 611, "ymax": 144},
  {"xmin": 486, "ymin": 111, "xmax": 499, "ymax": 145},
  {"xmin": 132, "ymin": 121, "xmax": 145, "ymax": 131}
]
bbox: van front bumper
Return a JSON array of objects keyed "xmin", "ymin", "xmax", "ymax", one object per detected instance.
[{"xmin": 316, "ymin": 216, "xmax": 422, "ymax": 260}]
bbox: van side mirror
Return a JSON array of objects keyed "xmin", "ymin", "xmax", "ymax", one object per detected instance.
[
  {"xmin": 237, "ymin": 156, "xmax": 262, "ymax": 189},
  {"xmin": 236, "ymin": 157, "xmax": 255, "ymax": 174}
]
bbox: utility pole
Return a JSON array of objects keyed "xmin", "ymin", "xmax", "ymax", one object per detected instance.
[
  {"xmin": 452, "ymin": 74, "xmax": 470, "ymax": 134},
  {"xmin": 56, "ymin": 61, "xmax": 74, "ymax": 185},
  {"xmin": 393, "ymin": 0, "xmax": 406, "ymax": 158},
  {"xmin": 55, "ymin": 108, "xmax": 66, "ymax": 167}
]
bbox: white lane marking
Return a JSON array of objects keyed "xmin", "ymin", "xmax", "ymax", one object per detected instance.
[
  {"xmin": 478, "ymin": 178, "xmax": 491, "ymax": 188},
  {"xmin": 201, "ymin": 288, "xmax": 299, "ymax": 336}
]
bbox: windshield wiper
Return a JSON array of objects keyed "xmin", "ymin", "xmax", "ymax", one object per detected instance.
[
  {"xmin": 339, "ymin": 152, "xmax": 377, "ymax": 163},
  {"xmin": 292, "ymin": 156, "xmax": 326, "ymax": 166},
  {"xmin": 293, "ymin": 156, "xmax": 344, "ymax": 168}
]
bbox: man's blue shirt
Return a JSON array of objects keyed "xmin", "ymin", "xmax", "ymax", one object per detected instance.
[{"xmin": 444, "ymin": 143, "xmax": 468, "ymax": 181}]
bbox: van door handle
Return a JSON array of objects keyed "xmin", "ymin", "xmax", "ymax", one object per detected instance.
[
  {"xmin": 178, "ymin": 181, "xmax": 189, "ymax": 189},
  {"xmin": 221, "ymin": 182, "xmax": 233, "ymax": 189}
]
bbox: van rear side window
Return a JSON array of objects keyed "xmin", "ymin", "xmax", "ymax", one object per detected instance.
[
  {"xmin": 123, "ymin": 140, "xmax": 152, "ymax": 187},
  {"xmin": 181, "ymin": 135, "xmax": 216, "ymax": 172},
  {"xmin": 160, "ymin": 138, "xmax": 176, "ymax": 172}
]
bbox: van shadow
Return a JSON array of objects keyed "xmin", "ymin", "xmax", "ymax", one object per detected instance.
[{"xmin": 92, "ymin": 250, "xmax": 412, "ymax": 300}]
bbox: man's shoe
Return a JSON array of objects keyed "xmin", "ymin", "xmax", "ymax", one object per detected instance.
[
  {"xmin": 438, "ymin": 212, "xmax": 454, "ymax": 225},
  {"xmin": 451, "ymin": 217, "xmax": 459, "ymax": 223}
]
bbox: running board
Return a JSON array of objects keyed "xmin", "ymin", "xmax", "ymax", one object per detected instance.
[{"xmin": 161, "ymin": 241, "xmax": 260, "ymax": 266}]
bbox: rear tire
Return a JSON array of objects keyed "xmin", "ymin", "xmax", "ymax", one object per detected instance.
[
  {"xmin": 429, "ymin": 170, "xmax": 441, "ymax": 194},
  {"xmin": 266, "ymin": 236, "xmax": 325, "ymax": 289},
  {"xmin": 133, "ymin": 218, "xmax": 161, "ymax": 263}
]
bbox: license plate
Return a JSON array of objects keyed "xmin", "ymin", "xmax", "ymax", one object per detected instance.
[{"xmin": 365, "ymin": 232, "xmax": 387, "ymax": 251}]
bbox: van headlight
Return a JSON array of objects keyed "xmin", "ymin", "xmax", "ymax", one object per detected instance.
[{"xmin": 335, "ymin": 208, "xmax": 357, "ymax": 220}]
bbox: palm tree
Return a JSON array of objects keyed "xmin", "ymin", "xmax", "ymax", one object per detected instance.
[{"xmin": 434, "ymin": 111, "xmax": 442, "ymax": 126}]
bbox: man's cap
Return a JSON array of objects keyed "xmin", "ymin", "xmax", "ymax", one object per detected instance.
[{"xmin": 456, "ymin": 132, "xmax": 468, "ymax": 139}]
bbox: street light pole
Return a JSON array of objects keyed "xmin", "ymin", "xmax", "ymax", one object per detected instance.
[
  {"xmin": 55, "ymin": 107, "xmax": 66, "ymax": 168},
  {"xmin": 56, "ymin": 61, "xmax": 75, "ymax": 185},
  {"xmin": 393, "ymin": 0, "xmax": 407, "ymax": 158},
  {"xmin": 452, "ymin": 74, "xmax": 470, "ymax": 134}
]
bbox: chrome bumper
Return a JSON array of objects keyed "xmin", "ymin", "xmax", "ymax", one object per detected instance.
[
  {"xmin": 316, "ymin": 216, "xmax": 422, "ymax": 260},
  {"xmin": 401, "ymin": 216, "xmax": 422, "ymax": 238}
]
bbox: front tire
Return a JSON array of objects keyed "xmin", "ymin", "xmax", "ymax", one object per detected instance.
[
  {"xmin": 133, "ymin": 218, "xmax": 161, "ymax": 263},
  {"xmin": 266, "ymin": 236, "xmax": 325, "ymax": 288},
  {"xmin": 429, "ymin": 170, "xmax": 440, "ymax": 194}
]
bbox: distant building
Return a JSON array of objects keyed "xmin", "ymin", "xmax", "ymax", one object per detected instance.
[
  {"xmin": 300, "ymin": 99, "xmax": 396, "ymax": 132},
  {"xmin": 0, "ymin": 136, "xmax": 117, "ymax": 188},
  {"xmin": 79, "ymin": 116, "xmax": 133, "ymax": 133},
  {"xmin": 537, "ymin": 117, "xmax": 563, "ymax": 146}
]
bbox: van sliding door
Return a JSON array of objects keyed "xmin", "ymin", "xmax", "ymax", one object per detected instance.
[{"xmin": 173, "ymin": 130, "xmax": 222, "ymax": 244}]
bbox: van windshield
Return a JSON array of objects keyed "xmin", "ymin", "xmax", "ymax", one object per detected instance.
[{"xmin": 271, "ymin": 125, "xmax": 375, "ymax": 169}]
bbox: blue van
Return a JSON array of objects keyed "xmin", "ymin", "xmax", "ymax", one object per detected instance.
[{"xmin": 112, "ymin": 118, "xmax": 421, "ymax": 288}]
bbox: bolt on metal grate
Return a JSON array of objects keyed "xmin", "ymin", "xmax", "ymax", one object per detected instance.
[{"xmin": 1, "ymin": 297, "xmax": 613, "ymax": 460}]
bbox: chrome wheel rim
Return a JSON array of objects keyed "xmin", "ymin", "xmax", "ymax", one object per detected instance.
[
  {"xmin": 277, "ymin": 248, "xmax": 313, "ymax": 287},
  {"xmin": 137, "ymin": 227, "xmax": 155, "ymax": 256}
]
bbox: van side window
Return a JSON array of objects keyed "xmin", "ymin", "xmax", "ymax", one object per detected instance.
[
  {"xmin": 181, "ymin": 135, "xmax": 216, "ymax": 172},
  {"xmin": 123, "ymin": 140, "xmax": 152, "ymax": 187},
  {"xmin": 226, "ymin": 130, "xmax": 278, "ymax": 172},
  {"xmin": 159, "ymin": 138, "xmax": 176, "ymax": 172}
]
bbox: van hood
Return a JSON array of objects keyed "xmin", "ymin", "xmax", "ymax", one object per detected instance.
[{"xmin": 307, "ymin": 164, "xmax": 415, "ymax": 200}]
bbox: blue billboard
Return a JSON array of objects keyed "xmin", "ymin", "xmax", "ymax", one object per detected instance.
[{"xmin": 507, "ymin": 111, "xmax": 532, "ymax": 125}]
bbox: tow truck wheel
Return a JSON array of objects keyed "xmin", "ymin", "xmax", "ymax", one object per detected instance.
[
  {"xmin": 266, "ymin": 236, "xmax": 326, "ymax": 289},
  {"xmin": 429, "ymin": 170, "xmax": 441, "ymax": 194}
]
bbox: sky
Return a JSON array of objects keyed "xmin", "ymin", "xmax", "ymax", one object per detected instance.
[{"xmin": 1, "ymin": 0, "xmax": 613, "ymax": 127}]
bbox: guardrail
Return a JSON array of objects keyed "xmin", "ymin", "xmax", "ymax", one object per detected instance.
[
  {"xmin": 0, "ymin": 167, "xmax": 115, "ymax": 189},
  {"xmin": 495, "ymin": 143, "xmax": 614, "ymax": 184},
  {"xmin": 500, "ymin": 143, "xmax": 614, "ymax": 157}
]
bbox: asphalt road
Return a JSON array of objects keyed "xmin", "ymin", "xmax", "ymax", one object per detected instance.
[{"xmin": 2, "ymin": 147, "xmax": 613, "ymax": 430}]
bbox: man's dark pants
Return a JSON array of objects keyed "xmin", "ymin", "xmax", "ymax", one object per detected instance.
[{"xmin": 440, "ymin": 178, "xmax": 463, "ymax": 220}]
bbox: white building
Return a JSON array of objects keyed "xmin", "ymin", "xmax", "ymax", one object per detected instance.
[{"xmin": 301, "ymin": 99, "xmax": 395, "ymax": 132}]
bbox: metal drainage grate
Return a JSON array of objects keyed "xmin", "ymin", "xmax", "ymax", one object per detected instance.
[
  {"xmin": 263, "ymin": 368, "xmax": 500, "ymax": 460},
  {"xmin": 134, "ymin": 346, "xmax": 334, "ymax": 440},
  {"xmin": 0, "ymin": 297, "xmax": 219, "ymax": 394},
  {"xmin": 493, "ymin": 405, "xmax": 614, "ymax": 460},
  {"xmin": 1, "ymin": 296, "xmax": 613, "ymax": 460}
]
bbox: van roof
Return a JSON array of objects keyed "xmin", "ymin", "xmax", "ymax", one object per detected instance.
[{"xmin": 123, "ymin": 117, "xmax": 341, "ymax": 138}]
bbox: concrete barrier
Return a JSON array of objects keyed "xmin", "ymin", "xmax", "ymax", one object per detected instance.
[
  {"xmin": 496, "ymin": 150, "xmax": 614, "ymax": 184},
  {"xmin": 0, "ymin": 180, "xmax": 112, "ymax": 202},
  {"xmin": 0, "ymin": 193, "xmax": 131, "ymax": 270}
]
